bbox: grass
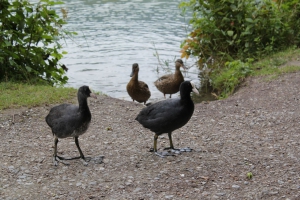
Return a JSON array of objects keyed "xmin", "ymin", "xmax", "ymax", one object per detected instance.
[
  {"xmin": 209, "ymin": 47, "xmax": 300, "ymax": 99},
  {"xmin": 0, "ymin": 82, "xmax": 77, "ymax": 110},
  {"xmin": 251, "ymin": 47, "xmax": 300, "ymax": 77}
]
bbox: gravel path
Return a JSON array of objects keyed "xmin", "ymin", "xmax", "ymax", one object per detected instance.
[{"xmin": 0, "ymin": 70, "xmax": 299, "ymax": 199}]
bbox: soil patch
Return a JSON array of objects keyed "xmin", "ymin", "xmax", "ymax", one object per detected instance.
[{"xmin": 1, "ymin": 71, "xmax": 300, "ymax": 199}]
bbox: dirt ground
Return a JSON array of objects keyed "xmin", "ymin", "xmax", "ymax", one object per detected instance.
[{"xmin": 1, "ymin": 67, "xmax": 300, "ymax": 199}]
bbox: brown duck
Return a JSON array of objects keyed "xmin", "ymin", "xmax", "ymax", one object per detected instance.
[
  {"xmin": 154, "ymin": 59, "xmax": 187, "ymax": 98},
  {"xmin": 126, "ymin": 63, "xmax": 151, "ymax": 105}
]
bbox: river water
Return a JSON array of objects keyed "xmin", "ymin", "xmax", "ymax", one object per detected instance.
[{"xmin": 57, "ymin": 0, "xmax": 201, "ymax": 102}]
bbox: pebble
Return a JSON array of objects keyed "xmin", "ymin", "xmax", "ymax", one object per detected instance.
[
  {"xmin": 216, "ymin": 192, "xmax": 226, "ymax": 196},
  {"xmin": 232, "ymin": 185, "xmax": 240, "ymax": 189},
  {"xmin": 269, "ymin": 191, "xmax": 279, "ymax": 195},
  {"xmin": 202, "ymin": 191, "xmax": 210, "ymax": 196},
  {"xmin": 133, "ymin": 187, "xmax": 142, "ymax": 193},
  {"xmin": 125, "ymin": 181, "xmax": 132, "ymax": 186},
  {"xmin": 262, "ymin": 190, "xmax": 269, "ymax": 195},
  {"xmin": 76, "ymin": 182, "xmax": 81, "ymax": 187},
  {"xmin": 278, "ymin": 180, "xmax": 284, "ymax": 184},
  {"xmin": 89, "ymin": 181, "xmax": 97, "ymax": 185}
]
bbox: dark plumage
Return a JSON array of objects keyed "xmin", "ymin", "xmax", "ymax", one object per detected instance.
[
  {"xmin": 154, "ymin": 59, "xmax": 187, "ymax": 98},
  {"xmin": 45, "ymin": 85, "xmax": 97, "ymax": 166},
  {"xmin": 126, "ymin": 63, "xmax": 151, "ymax": 105},
  {"xmin": 135, "ymin": 81, "xmax": 199, "ymax": 157}
]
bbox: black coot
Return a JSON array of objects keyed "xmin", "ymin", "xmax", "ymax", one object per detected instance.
[
  {"xmin": 135, "ymin": 81, "xmax": 199, "ymax": 157},
  {"xmin": 45, "ymin": 85, "xmax": 97, "ymax": 165}
]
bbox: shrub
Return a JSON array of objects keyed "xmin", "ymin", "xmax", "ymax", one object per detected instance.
[
  {"xmin": 211, "ymin": 59, "xmax": 253, "ymax": 98},
  {"xmin": 0, "ymin": 0, "xmax": 76, "ymax": 85},
  {"xmin": 179, "ymin": 0, "xmax": 300, "ymax": 97}
]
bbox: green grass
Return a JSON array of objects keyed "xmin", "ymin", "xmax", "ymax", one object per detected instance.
[
  {"xmin": 251, "ymin": 47, "xmax": 300, "ymax": 77},
  {"xmin": 0, "ymin": 82, "xmax": 77, "ymax": 110},
  {"xmin": 210, "ymin": 47, "xmax": 300, "ymax": 99}
]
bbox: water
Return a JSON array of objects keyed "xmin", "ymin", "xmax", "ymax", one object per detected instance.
[{"xmin": 56, "ymin": 0, "xmax": 201, "ymax": 102}]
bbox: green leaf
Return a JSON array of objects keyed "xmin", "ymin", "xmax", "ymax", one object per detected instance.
[
  {"xmin": 4, "ymin": 41, "xmax": 12, "ymax": 47},
  {"xmin": 227, "ymin": 31, "xmax": 234, "ymax": 36},
  {"xmin": 25, "ymin": 66, "xmax": 32, "ymax": 72},
  {"xmin": 245, "ymin": 18, "xmax": 253, "ymax": 23},
  {"xmin": 42, "ymin": 35, "xmax": 53, "ymax": 40}
]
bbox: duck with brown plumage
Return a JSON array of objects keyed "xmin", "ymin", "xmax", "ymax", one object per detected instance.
[
  {"xmin": 126, "ymin": 63, "xmax": 151, "ymax": 105},
  {"xmin": 154, "ymin": 59, "xmax": 187, "ymax": 98}
]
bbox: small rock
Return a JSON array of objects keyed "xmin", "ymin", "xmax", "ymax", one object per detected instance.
[
  {"xmin": 89, "ymin": 181, "xmax": 97, "ymax": 185},
  {"xmin": 133, "ymin": 187, "xmax": 142, "ymax": 193},
  {"xmin": 165, "ymin": 195, "xmax": 174, "ymax": 199},
  {"xmin": 232, "ymin": 184, "xmax": 240, "ymax": 189},
  {"xmin": 216, "ymin": 192, "xmax": 226, "ymax": 196},
  {"xmin": 262, "ymin": 190, "xmax": 269, "ymax": 195},
  {"xmin": 269, "ymin": 191, "xmax": 279, "ymax": 195},
  {"xmin": 202, "ymin": 191, "xmax": 210, "ymax": 196},
  {"xmin": 278, "ymin": 180, "xmax": 284, "ymax": 185},
  {"xmin": 76, "ymin": 182, "xmax": 82, "ymax": 187},
  {"xmin": 125, "ymin": 182, "xmax": 132, "ymax": 186}
]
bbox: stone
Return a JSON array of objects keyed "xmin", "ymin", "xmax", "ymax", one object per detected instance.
[{"xmin": 232, "ymin": 185, "xmax": 240, "ymax": 189}]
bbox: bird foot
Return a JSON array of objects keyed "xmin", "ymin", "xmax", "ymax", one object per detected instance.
[
  {"xmin": 155, "ymin": 151, "xmax": 175, "ymax": 158},
  {"xmin": 179, "ymin": 147, "xmax": 193, "ymax": 152},
  {"xmin": 80, "ymin": 158, "xmax": 88, "ymax": 166},
  {"xmin": 90, "ymin": 155, "xmax": 105, "ymax": 164},
  {"xmin": 164, "ymin": 147, "xmax": 193, "ymax": 152},
  {"xmin": 53, "ymin": 156, "xmax": 70, "ymax": 166},
  {"xmin": 53, "ymin": 156, "xmax": 92, "ymax": 166}
]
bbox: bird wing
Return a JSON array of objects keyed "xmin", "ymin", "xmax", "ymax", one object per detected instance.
[
  {"xmin": 46, "ymin": 104, "xmax": 82, "ymax": 136},
  {"xmin": 138, "ymin": 81, "xmax": 149, "ymax": 90},
  {"xmin": 155, "ymin": 74, "xmax": 173, "ymax": 83},
  {"xmin": 135, "ymin": 99, "xmax": 184, "ymax": 133}
]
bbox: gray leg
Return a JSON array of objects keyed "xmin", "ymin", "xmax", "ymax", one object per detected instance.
[
  {"xmin": 75, "ymin": 136, "xmax": 90, "ymax": 166},
  {"xmin": 152, "ymin": 133, "xmax": 175, "ymax": 158},
  {"xmin": 53, "ymin": 137, "xmax": 69, "ymax": 166}
]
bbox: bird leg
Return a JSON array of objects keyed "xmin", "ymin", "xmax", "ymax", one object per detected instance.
[
  {"xmin": 163, "ymin": 133, "xmax": 192, "ymax": 154},
  {"xmin": 52, "ymin": 137, "xmax": 91, "ymax": 166},
  {"xmin": 151, "ymin": 133, "xmax": 174, "ymax": 157},
  {"xmin": 53, "ymin": 137, "xmax": 69, "ymax": 166},
  {"xmin": 163, "ymin": 132, "xmax": 179, "ymax": 150},
  {"xmin": 150, "ymin": 134, "xmax": 158, "ymax": 152},
  {"xmin": 74, "ymin": 136, "xmax": 91, "ymax": 166}
]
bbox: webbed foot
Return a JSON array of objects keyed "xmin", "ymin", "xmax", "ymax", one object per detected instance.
[
  {"xmin": 53, "ymin": 156, "xmax": 70, "ymax": 166},
  {"xmin": 164, "ymin": 147, "xmax": 193, "ymax": 152},
  {"xmin": 53, "ymin": 156, "xmax": 92, "ymax": 166},
  {"xmin": 155, "ymin": 151, "xmax": 175, "ymax": 158}
]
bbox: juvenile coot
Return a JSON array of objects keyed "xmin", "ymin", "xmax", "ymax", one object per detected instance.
[
  {"xmin": 45, "ymin": 86, "xmax": 97, "ymax": 166},
  {"xmin": 135, "ymin": 81, "xmax": 199, "ymax": 157},
  {"xmin": 126, "ymin": 63, "xmax": 151, "ymax": 105},
  {"xmin": 154, "ymin": 59, "xmax": 187, "ymax": 98}
]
